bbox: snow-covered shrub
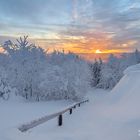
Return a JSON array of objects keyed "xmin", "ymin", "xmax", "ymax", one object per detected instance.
[
  {"xmin": 0, "ymin": 66, "xmax": 14, "ymax": 100},
  {"xmin": 1, "ymin": 37, "xmax": 90, "ymax": 101},
  {"xmin": 2, "ymin": 36, "xmax": 47, "ymax": 100},
  {"xmin": 40, "ymin": 52, "xmax": 90, "ymax": 101},
  {"xmin": 90, "ymin": 50, "xmax": 140, "ymax": 89},
  {"xmin": 97, "ymin": 54, "xmax": 123, "ymax": 89}
]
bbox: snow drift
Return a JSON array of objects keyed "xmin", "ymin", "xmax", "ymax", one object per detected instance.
[{"xmin": 108, "ymin": 64, "xmax": 140, "ymax": 121}]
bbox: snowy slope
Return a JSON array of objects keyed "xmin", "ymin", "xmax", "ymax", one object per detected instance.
[{"xmin": 108, "ymin": 64, "xmax": 140, "ymax": 121}]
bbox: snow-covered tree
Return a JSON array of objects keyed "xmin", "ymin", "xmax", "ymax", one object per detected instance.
[
  {"xmin": 3, "ymin": 36, "xmax": 140, "ymax": 99},
  {"xmin": 40, "ymin": 51, "xmax": 90, "ymax": 101},
  {"xmin": 97, "ymin": 54, "xmax": 123, "ymax": 89},
  {"xmin": 1, "ymin": 37, "xmax": 90, "ymax": 101},
  {"xmin": 0, "ymin": 66, "xmax": 14, "ymax": 100},
  {"xmin": 123, "ymin": 49, "xmax": 140, "ymax": 66},
  {"xmin": 2, "ymin": 36, "xmax": 47, "ymax": 100},
  {"xmin": 90, "ymin": 58, "xmax": 102, "ymax": 87}
]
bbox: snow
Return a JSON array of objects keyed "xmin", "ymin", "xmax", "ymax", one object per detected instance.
[
  {"xmin": 0, "ymin": 96, "xmax": 74, "ymax": 139},
  {"xmin": 109, "ymin": 64, "xmax": 140, "ymax": 121},
  {"xmin": 1, "ymin": 64, "xmax": 140, "ymax": 140}
]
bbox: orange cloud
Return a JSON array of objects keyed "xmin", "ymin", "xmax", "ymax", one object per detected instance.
[{"xmin": 31, "ymin": 29, "xmax": 138, "ymax": 61}]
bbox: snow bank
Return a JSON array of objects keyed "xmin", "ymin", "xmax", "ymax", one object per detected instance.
[
  {"xmin": 108, "ymin": 64, "xmax": 140, "ymax": 121},
  {"xmin": 124, "ymin": 63, "xmax": 140, "ymax": 74}
]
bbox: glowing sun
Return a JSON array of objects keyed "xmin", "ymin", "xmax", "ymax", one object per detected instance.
[{"xmin": 95, "ymin": 49, "xmax": 102, "ymax": 53}]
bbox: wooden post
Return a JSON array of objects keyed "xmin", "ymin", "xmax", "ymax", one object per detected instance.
[
  {"xmin": 69, "ymin": 108, "xmax": 72, "ymax": 114},
  {"xmin": 78, "ymin": 103, "xmax": 80, "ymax": 107},
  {"xmin": 73, "ymin": 105, "xmax": 76, "ymax": 109},
  {"xmin": 58, "ymin": 114, "xmax": 63, "ymax": 126}
]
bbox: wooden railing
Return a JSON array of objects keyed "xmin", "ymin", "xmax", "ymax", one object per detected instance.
[{"xmin": 18, "ymin": 99, "xmax": 89, "ymax": 132}]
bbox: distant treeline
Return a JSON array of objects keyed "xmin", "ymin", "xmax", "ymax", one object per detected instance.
[{"xmin": 0, "ymin": 36, "xmax": 139, "ymax": 101}]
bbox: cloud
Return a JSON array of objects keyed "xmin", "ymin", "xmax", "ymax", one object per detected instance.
[
  {"xmin": 0, "ymin": 0, "xmax": 71, "ymax": 23},
  {"xmin": 60, "ymin": 0, "xmax": 140, "ymax": 52},
  {"xmin": 0, "ymin": 0, "xmax": 140, "ymax": 54}
]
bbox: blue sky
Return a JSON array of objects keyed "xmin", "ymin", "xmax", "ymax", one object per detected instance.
[
  {"xmin": 0, "ymin": 0, "xmax": 72, "ymax": 36},
  {"xmin": 0, "ymin": 0, "xmax": 140, "ymax": 54}
]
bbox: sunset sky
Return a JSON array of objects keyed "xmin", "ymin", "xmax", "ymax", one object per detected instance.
[{"xmin": 0, "ymin": 0, "xmax": 140, "ymax": 58}]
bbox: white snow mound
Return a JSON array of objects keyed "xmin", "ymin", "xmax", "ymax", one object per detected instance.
[{"xmin": 108, "ymin": 64, "xmax": 140, "ymax": 121}]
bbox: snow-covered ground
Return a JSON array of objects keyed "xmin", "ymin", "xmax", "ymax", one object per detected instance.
[{"xmin": 1, "ymin": 64, "xmax": 140, "ymax": 140}]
